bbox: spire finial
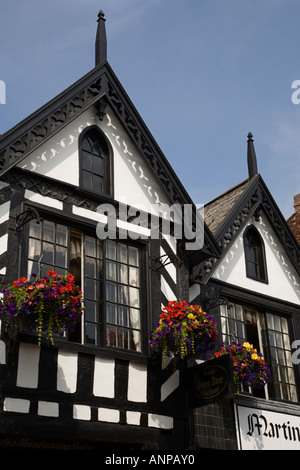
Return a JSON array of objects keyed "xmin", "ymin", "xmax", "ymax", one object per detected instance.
[
  {"xmin": 95, "ymin": 10, "xmax": 107, "ymax": 66},
  {"xmin": 247, "ymin": 132, "xmax": 258, "ymax": 179}
]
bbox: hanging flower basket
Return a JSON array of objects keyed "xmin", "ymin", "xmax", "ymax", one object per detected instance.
[
  {"xmin": 214, "ymin": 342, "xmax": 271, "ymax": 393},
  {"xmin": 149, "ymin": 300, "xmax": 218, "ymax": 363},
  {"xmin": 0, "ymin": 271, "xmax": 84, "ymax": 346}
]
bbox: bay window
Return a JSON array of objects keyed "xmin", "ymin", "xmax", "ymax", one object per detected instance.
[
  {"xmin": 220, "ymin": 303, "xmax": 297, "ymax": 402},
  {"xmin": 27, "ymin": 218, "xmax": 143, "ymax": 353}
]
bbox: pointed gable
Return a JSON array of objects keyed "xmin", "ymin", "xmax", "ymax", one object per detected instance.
[
  {"xmin": 0, "ymin": 12, "xmax": 220, "ymax": 265},
  {"xmin": 192, "ymin": 133, "xmax": 300, "ymax": 297},
  {"xmin": 213, "ymin": 210, "xmax": 300, "ymax": 304}
]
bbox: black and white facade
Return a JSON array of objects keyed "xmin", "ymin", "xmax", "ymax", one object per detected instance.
[
  {"xmin": 0, "ymin": 12, "xmax": 219, "ymax": 451},
  {"xmin": 190, "ymin": 134, "xmax": 300, "ymax": 450},
  {"xmin": 1, "ymin": 11, "xmax": 300, "ymax": 452}
]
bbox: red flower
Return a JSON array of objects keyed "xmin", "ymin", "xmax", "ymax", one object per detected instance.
[
  {"xmin": 13, "ymin": 276, "xmax": 28, "ymax": 286},
  {"xmin": 47, "ymin": 270, "xmax": 58, "ymax": 277}
]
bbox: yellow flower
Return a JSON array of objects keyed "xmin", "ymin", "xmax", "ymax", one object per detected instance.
[
  {"xmin": 251, "ymin": 353, "xmax": 260, "ymax": 361},
  {"xmin": 187, "ymin": 313, "xmax": 196, "ymax": 320},
  {"xmin": 243, "ymin": 342, "xmax": 253, "ymax": 351}
]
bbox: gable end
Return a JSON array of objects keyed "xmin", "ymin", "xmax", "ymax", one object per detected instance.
[
  {"xmin": 0, "ymin": 67, "xmax": 107, "ymax": 176},
  {"xmin": 192, "ymin": 176, "xmax": 300, "ymax": 284}
]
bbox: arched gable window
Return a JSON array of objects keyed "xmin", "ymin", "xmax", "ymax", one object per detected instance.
[
  {"xmin": 244, "ymin": 225, "xmax": 268, "ymax": 282},
  {"xmin": 79, "ymin": 127, "xmax": 112, "ymax": 196}
]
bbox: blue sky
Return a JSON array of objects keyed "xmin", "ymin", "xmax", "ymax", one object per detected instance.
[{"xmin": 0, "ymin": 0, "xmax": 299, "ymax": 218}]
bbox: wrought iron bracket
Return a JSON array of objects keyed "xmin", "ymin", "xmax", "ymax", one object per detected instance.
[
  {"xmin": 13, "ymin": 208, "xmax": 42, "ymax": 231},
  {"xmin": 150, "ymin": 251, "xmax": 183, "ymax": 272},
  {"xmin": 202, "ymin": 287, "xmax": 233, "ymax": 312}
]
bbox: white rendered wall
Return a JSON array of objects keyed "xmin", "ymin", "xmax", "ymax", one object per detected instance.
[
  {"xmin": 93, "ymin": 356, "xmax": 115, "ymax": 398},
  {"xmin": 127, "ymin": 362, "xmax": 147, "ymax": 402},
  {"xmin": 57, "ymin": 349, "xmax": 78, "ymax": 393},
  {"xmin": 212, "ymin": 212, "xmax": 300, "ymax": 304},
  {"xmin": 104, "ymin": 106, "xmax": 171, "ymax": 212},
  {"xmin": 16, "ymin": 343, "xmax": 40, "ymax": 388}
]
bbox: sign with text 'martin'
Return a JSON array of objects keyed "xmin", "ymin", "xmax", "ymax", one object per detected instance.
[{"xmin": 188, "ymin": 354, "xmax": 234, "ymax": 407}]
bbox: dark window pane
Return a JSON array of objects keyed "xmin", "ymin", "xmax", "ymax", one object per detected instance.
[
  {"xmin": 85, "ymin": 257, "xmax": 96, "ymax": 278},
  {"xmin": 85, "ymin": 278, "xmax": 99, "ymax": 299},
  {"xmin": 118, "ymin": 306, "xmax": 129, "ymax": 327},
  {"xmin": 107, "ymin": 325, "xmax": 117, "ymax": 347},
  {"xmin": 117, "ymin": 244, "xmax": 127, "ymax": 263},
  {"xmin": 106, "ymin": 303, "xmax": 117, "ymax": 324},
  {"xmin": 128, "ymin": 246, "xmax": 139, "ymax": 266},
  {"xmin": 118, "ymin": 284, "xmax": 128, "ymax": 304},
  {"xmin": 85, "ymin": 323, "xmax": 96, "ymax": 345},
  {"xmin": 118, "ymin": 328, "xmax": 130, "ymax": 349},
  {"xmin": 118, "ymin": 263, "xmax": 128, "ymax": 284},
  {"xmin": 43, "ymin": 242, "xmax": 54, "ymax": 264},
  {"xmin": 56, "ymin": 246, "xmax": 67, "ymax": 268},
  {"xmin": 92, "ymin": 140, "xmax": 102, "ymax": 155},
  {"xmin": 28, "ymin": 261, "xmax": 39, "ymax": 278},
  {"xmin": 93, "ymin": 155, "xmax": 104, "ymax": 175},
  {"xmin": 106, "ymin": 240, "xmax": 116, "ymax": 260},
  {"xmin": 29, "ymin": 220, "xmax": 41, "ymax": 238},
  {"xmin": 106, "ymin": 261, "xmax": 116, "ymax": 281},
  {"xmin": 106, "ymin": 282, "xmax": 116, "ymax": 302},
  {"xmin": 82, "ymin": 171, "xmax": 92, "ymax": 190},
  {"xmin": 92, "ymin": 174, "xmax": 103, "ymax": 192},
  {"xmin": 43, "ymin": 221, "xmax": 55, "ymax": 242},
  {"xmin": 82, "ymin": 152, "xmax": 92, "ymax": 171},
  {"xmin": 82, "ymin": 136, "xmax": 92, "ymax": 153},
  {"xmin": 85, "ymin": 237, "xmax": 96, "ymax": 257},
  {"xmin": 57, "ymin": 224, "xmax": 68, "ymax": 246},
  {"xmin": 85, "ymin": 300, "xmax": 97, "ymax": 322}
]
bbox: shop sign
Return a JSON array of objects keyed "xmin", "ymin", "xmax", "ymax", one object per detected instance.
[
  {"xmin": 0, "ymin": 436, "xmax": 95, "ymax": 450},
  {"xmin": 188, "ymin": 354, "xmax": 234, "ymax": 407},
  {"xmin": 235, "ymin": 405, "xmax": 300, "ymax": 450}
]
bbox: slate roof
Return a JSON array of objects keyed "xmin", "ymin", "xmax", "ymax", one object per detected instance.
[{"xmin": 204, "ymin": 179, "xmax": 251, "ymax": 236}]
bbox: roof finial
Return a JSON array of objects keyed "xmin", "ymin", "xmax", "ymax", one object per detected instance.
[
  {"xmin": 95, "ymin": 10, "xmax": 107, "ymax": 66},
  {"xmin": 247, "ymin": 132, "xmax": 258, "ymax": 179}
]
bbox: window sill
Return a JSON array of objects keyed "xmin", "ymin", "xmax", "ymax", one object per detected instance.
[
  {"xmin": 19, "ymin": 332, "xmax": 152, "ymax": 364},
  {"xmin": 246, "ymin": 274, "xmax": 269, "ymax": 284},
  {"xmin": 74, "ymin": 186, "xmax": 114, "ymax": 205}
]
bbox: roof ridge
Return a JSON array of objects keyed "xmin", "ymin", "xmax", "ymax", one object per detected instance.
[{"xmin": 205, "ymin": 178, "xmax": 250, "ymax": 207}]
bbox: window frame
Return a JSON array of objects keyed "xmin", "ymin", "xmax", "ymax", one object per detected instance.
[
  {"xmin": 78, "ymin": 125, "xmax": 113, "ymax": 198},
  {"xmin": 243, "ymin": 225, "xmax": 268, "ymax": 283},
  {"xmin": 220, "ymin": 302, "xmax": 298, "ymax": 403},
  {"xmin": 265, "ymin": 312, "xmax": 298, "ymax": 403},
  {"xmin": 23, "ymin": 211, "xmax": 149, "ymax": 357},
  {"xmin": 102, "ymin": 239, "xmax": 143, "ymax": 353}
]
